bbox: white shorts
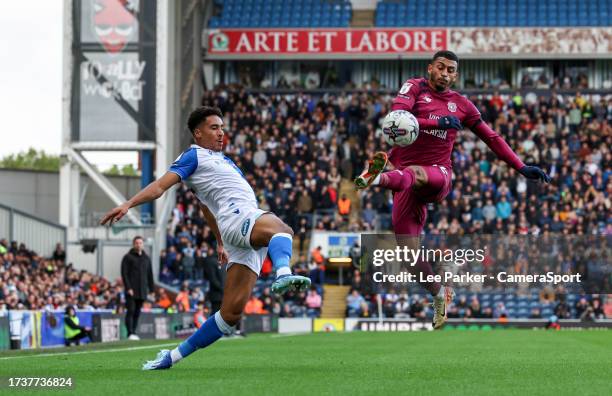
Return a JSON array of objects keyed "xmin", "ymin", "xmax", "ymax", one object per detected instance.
[{"xmin": 219, "ymin": 207, "xmax": 269, "ymax": 275}]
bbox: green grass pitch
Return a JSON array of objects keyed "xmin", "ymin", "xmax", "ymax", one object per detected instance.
[{"xmin": 0, "ymin": 331, "xmax": 610, "ymax": 395}]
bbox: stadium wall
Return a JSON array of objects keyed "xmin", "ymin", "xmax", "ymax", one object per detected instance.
[{"xmin": 0, "ymin": 169, "xmax": 141, "ymax": 225}]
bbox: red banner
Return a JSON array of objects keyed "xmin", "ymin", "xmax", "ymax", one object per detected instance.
[{"xmin": 208, "ymin": 29, "xmax": 447, "ymax": 55}]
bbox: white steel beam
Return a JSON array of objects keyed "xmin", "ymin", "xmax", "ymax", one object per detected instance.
[{"xmin": 65, "ymin": 147, "xmax": 142, "ymax": 226}]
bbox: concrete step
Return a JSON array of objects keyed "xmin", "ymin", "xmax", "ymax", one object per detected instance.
[
  {"xmin": 351, "ymin": 10, "xmax": 375, "ymax": 27},
  {"xmin": 321, "ymin": 285, "xmax": 351, "ymax": 318}
]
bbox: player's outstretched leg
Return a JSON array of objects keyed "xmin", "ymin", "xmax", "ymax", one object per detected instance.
[
  {"xmin": 354, "ymin": 151, "xmax": 388, "ymax": 189},
  {"xmin": 250, "ymin": 214, "xmax": 311, "ymax": 294},
  {"xmin": 142, "ymin": 264, "xmax": 256, "ymax": 370}
]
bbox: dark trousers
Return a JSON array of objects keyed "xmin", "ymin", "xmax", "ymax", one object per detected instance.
[
  {"xmin": 126, "ymin": 296, "xmax": 144, "ymax": 335},
  {"xmin": 65, "ymin": 329, "xmax": 92, "ymax": 346}
]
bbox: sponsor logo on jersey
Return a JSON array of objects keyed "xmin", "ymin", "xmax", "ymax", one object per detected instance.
[
  {"xmin": 399, "ymin": 82, "xmax": 413, "ymax": 94},
  {"xmin": 241, "ymin": 219, "xmax": 250, "ymax": 236},
  {"xmin": 423, "ymin": 129, "xmax": 448, "ymax": 139},
  {"xmin": 447, "ymin": 102, "xmax": 457, "ymax": 112}
]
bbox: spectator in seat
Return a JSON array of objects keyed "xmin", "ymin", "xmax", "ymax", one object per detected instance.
[
  {"xmin": 346, "ymin": 289, "xmax": 365, "ymax": 317},
  {"xmin": 292, "ymin": 254, "xmax": 309, "ymax": 278},
  {"xmin": 305, "ymin": 286, "xmax": 322, "ymax": 318},
  {"xmin": 244, "ymin": 294, "xmax": 265, "ymax": 314},
  {"xmin": 362, "ymin": 202, "xmax": 376, "ymax": 228},
  {"xmin": 193, "ymin": 301, "xmax": 207, "ymax": 329},
  {"xmin": 156, "ymin": 289, "xmax": 172, "ymax": 310},
  {"xmin": 309, "ymin": 246, "xmax": 326, "ymax": 285},
  {"xmin": 394, "ymin": 296, "xmax": 410, "ymax": 318},
  {"xmin": 181, "ymin": 242, "xmax": 195, "ymax": 281},
  {"xmin": 176, "ymin": 284, "xmax": 191, "ymax": 312},
  {"xmin": 409, "ymin": 297, "xmax": 426, "ymax": 320}
]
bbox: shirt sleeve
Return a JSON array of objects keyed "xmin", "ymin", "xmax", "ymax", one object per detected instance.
[
  {"xmin": 466, "ymin": 100, "xmax": 525, "ymax": 171},
  {"xmin": 391, "ymin": 78, "xmax": 421, "ymax": 112},
  {"xmin": 168, "ymin": 148, "xmax": 198, "ymax": 180}
]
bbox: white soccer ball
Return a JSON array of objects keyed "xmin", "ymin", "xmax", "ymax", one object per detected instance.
[{"xmin": 381, "ymin": 110, "xmax": 419, "ymax": 147}]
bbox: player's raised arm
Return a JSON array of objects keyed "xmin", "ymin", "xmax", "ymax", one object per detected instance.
[
  {"xmin": 466, "ymin": 108, "xmax": 550, "ymax": 183},
  {"xmin": 100, "ymin": 171, "xmax": 181, "ymax": 225}
]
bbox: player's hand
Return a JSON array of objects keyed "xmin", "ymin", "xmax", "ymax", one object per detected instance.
[
  {"xmin": 217, "ymin": 244, "xmax": 228, "ymax": 265},
  {"xmin": 438, "ymin": 116, "xmax": 462, "ymax": 130},
  {"xmin": 519, "ymin": 165, "xmax": 551, "ymax": 183},
  {"xmin": 100, "ymin": 203, "xmax": 130, "ymax": 225},
  {"xmin": 127, "ymin": 289, "xmax": 134, "ymax": 296}
]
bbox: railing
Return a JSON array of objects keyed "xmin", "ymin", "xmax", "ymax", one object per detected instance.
[{"xmin": 0, "ymin": 203, "xmax": 67, "ymax": 257}]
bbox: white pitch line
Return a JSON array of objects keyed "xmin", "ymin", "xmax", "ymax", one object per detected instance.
[
  {"xmin": 270, "ymin": 332, "xmax": 310, "ymax": 338},
  {"xmin": 0, "ymin": 332, "xmax": 304, "ymax": 360},
  {"xmin": 0, "ymin": 342, "xmax": 178, "ymax": 360}
]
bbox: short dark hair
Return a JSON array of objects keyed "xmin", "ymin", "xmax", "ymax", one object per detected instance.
[
  {"xmin": 133, "ymin": 235, "xmax": 143, "ymax": 244},
  {"xmin": 432, "ymin": 50, "xmax": 459, "ymax": 64},
  {"xmin": 187, "ymin": 106, "xmax": 223, "ymax": 134}
]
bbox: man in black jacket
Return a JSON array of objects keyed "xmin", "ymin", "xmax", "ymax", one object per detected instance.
[
  {"xmin": 202, "ymin": 246, "xmax": 224, "ymax": 314},
  {"xmin": 121, "ymin": 236, "xmax": 154, "ymax": 340}
]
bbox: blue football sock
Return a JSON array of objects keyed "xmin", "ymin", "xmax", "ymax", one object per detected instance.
[
  {"xmin": 268, "ymin": 233, "xmax": 293, "ymax": 276},
  {"xmin": 171, "ymin": 311, "xmax": 233, "ymax": 363}
]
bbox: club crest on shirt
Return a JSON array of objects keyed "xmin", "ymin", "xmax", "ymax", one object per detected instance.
[
  {"xmin": 423, "ymin": 96, "xmax": 432, "ymax": 103},
  {"xmin": 447, "ymin": 102, "xmax": 457, "ymax": 112},
  {"xmin": 241, "ymin": 219, "xmax": 250, "ymax": 236}
]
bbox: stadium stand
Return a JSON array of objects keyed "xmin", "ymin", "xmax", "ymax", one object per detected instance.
[
  {"xmin": 375, "ymin": 0, "xmax": 611, "ymax": 27},
  {"xmin": 194, "ymin": 85, "xmax": 610, "ymax": 235},
  {"xmin": 152, "ymin": 82, "xmax": 611, "ymax": 319},
  {"xmin": 3, "ymin": 85, "xmax": 609, "ymax": 320},
  {"xmin": 346, "ymin": 287, "xmax": 611, "ymax": 320},
  {"xmin": 208, "ymin": 0, "xmax": 352, "ymax": 28}
]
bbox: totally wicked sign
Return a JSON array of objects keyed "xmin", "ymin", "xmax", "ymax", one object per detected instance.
[{"xmin": 208, "ymin": 29, "xmax": 446, "ymax": 55}]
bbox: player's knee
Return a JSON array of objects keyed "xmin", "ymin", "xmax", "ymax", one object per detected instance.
[
  {"xmin": 281, "ymin": 223, "xmax": 294, "ymax": 237},
  {"xmin": 408, "ymin": 166, "xmax": 427, "ymax": 187}
]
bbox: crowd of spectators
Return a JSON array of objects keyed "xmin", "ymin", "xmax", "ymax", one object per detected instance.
[
  {"xmin": 163, "ymin": 82, "xmax": 611, "ymax": 318},
  {"xmin": 0, "ymin": 240, "xmax": 123, "ymax": 312},
  {"xmin": 197, "ymin": 84, "xmax": 610, "ymax": 238},
  {"xmin": 2, "ymin": 78, "xmax": 610, "ymax": 320},
  {"xmin": 346, "ymin": 285, "xmax": 612, "ymax": 321}
]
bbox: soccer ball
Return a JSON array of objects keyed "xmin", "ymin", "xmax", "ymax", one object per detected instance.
[{"xmin": 381, "ymin": 110, "xmax": 419, "ymax": 147}]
